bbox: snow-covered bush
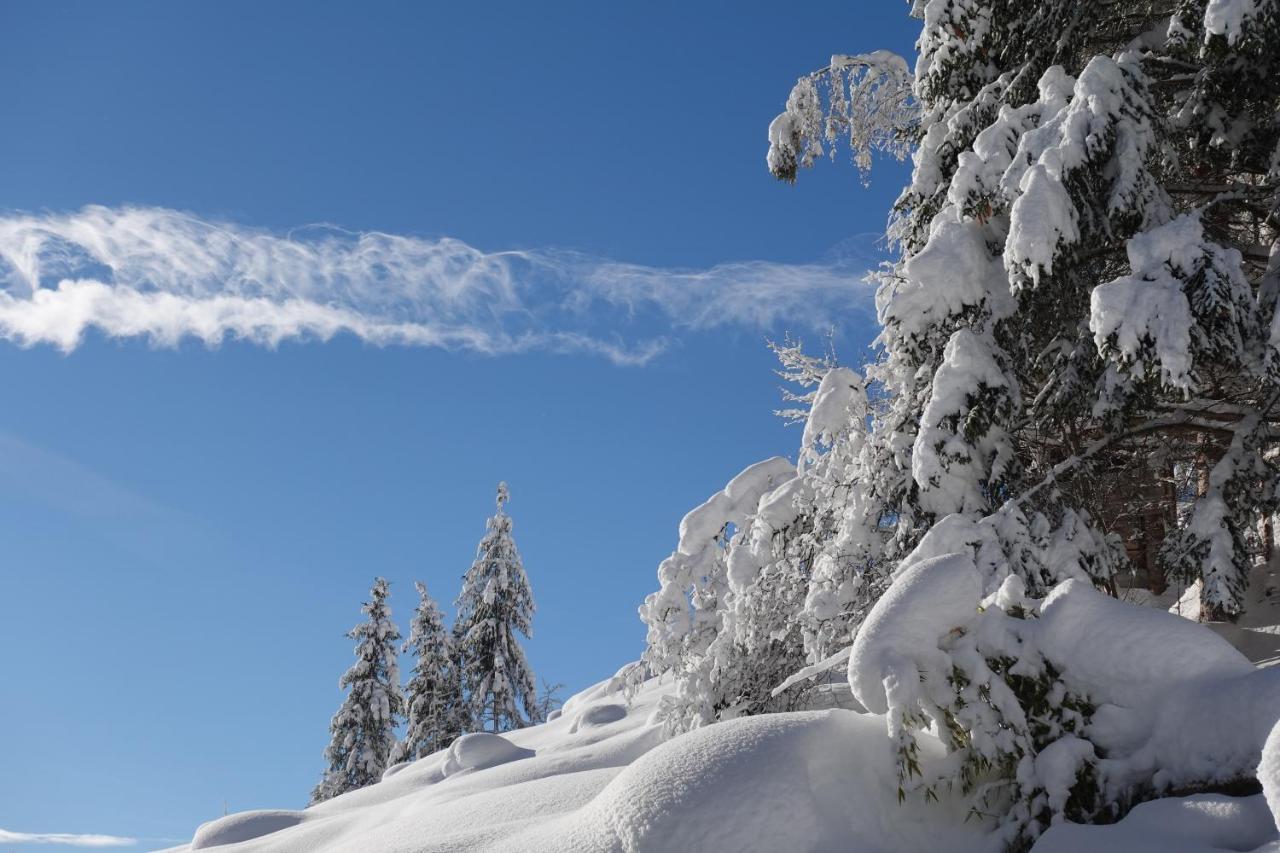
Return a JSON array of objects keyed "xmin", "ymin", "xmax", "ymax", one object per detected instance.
[
  {"xmin": 845, "ymin": 508, "xmax": 1116, "ymax": 848},
  {"xmin": 638, "ymin": 342, "xmax": 896, "ymax": 733},
  {"xmin": 849, "ymin": 517, "xmax": 1280, "ymax": 849},
  {"xmin": 639, "ymin": 454, "xmax": 798, "ymax": 731}
]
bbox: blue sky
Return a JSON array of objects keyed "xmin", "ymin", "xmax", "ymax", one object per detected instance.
[{"xmin": 0, "ymin": 2, "xmax": 914, "ymax": 848}]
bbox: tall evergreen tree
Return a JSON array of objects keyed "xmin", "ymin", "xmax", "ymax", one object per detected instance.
[
  {"xmin": 454, "ymin": 483, "xmax": 539, "ymax": 732},
  {"xmin": 758, "ymin": 0, "xmax": 1280, "ymax": 846},
  {"xmin": 770, "ymin": 0, "xmax": 1280, "ymax": 619},
  {"xmin": 391, "ymin": 581, "xmax": 463, "ymax": 763},
  {"xmin": 448, "ymin": 619, "xmax": 477, "ymax": 735},
  {"xmin": 310, "ymin": 577, "xmax": 405, "ymax": 805}
]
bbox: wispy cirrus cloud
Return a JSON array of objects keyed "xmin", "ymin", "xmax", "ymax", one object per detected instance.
[
  {"xmin": 0, "ymin": 827, "xmax": 135, "ymax": 847},
  {"xmin": 0, "ymin": 206, "xmax": 872, "ymax": 365}
]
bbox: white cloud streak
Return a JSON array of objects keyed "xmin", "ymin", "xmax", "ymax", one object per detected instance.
[
  {"xmin": 0, "ymin": 827, "xmax": 135, "ymax": 847},
  {"xmin": 0, "ymin": 206, "xmax": 872, "ymax": 365}
]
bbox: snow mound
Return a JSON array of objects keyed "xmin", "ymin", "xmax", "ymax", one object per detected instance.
[
  {"xmin": 381, "ymin": 760, "xmax": 411, "ymax": 780},
  {"xmin": 1032, "ymin": 794, "xmax": 1280, "ymax": 853},
  {"xmin": 559, "ymin": 676, "xmax": 619, "ymax": 716},
  {"xmin": 189, "ymin": 810, "xmax": 306, "ymax": 849},
  {"xmin": 1039, "ymin": 579, "xmax": 1254, "ymax": 708},
  {"xmin": 1038, "ymin": 580, "xmax": 1280, "ymax": 792},
  {"xmin": 511, "ymin": 708, "xmax": 987, "ymax": 853},
  {"xmin": 163, "ymin": 678, "xmax": 991, "ymax": 853},
  {"xmin": 568, "ymin": 703, "xmax": 627, "ymax": 734},
  {"xmin": 441, "ymin": 732, "xmax": 535, "ymax": 778}
]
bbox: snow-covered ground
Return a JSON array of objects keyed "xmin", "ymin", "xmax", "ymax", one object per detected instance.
[
  {"xmin": 164, "ymin": 674, "xmax": 993, "ymax": 853},
  {"xmin": 164, "ymin": 560, "xmax": 1280, "ymax": 853}
]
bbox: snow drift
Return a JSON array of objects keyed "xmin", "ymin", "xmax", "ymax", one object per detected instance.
[
  {"xmin": 168, "ymin": 676, "xmax": 991, "ymax": 853},
  {"xmin": 167, "ymin": 583, "xmax": 1280, "ymax": 853}
]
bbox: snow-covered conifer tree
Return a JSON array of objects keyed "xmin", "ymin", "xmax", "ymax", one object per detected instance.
[
  {"xmin": 772, "ymin": 0, "xmax": 1280, "ymax": 618},
  {"xmin": 448, "ymin": 620, "xmax": 477, "ymax": 735},
  {"xmin": 392, "ymin": 582, "xmax": 462, "ymax": 763},
  {"xmin": 764, "ymin": 0, "xmax": 1280, "ymax": 845},
  {"xmin": 454, "ymin": 483, "xmax": 539, "ymax": 732},
  {"xmin": 310, "ymin": 577, "xmax": 405, "ymax": 804}
]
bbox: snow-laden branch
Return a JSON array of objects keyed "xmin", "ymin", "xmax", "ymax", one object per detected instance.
[{"xmin": 767, "ymin": 50, "xmax": 918, "ymax": 184}]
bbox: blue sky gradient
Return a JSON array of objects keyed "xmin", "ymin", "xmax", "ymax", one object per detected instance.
[{"xmin": 0, "ymin": 1, "xmax": 913, "ymax": 846}]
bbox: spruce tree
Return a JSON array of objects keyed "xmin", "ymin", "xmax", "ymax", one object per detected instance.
[
  {"xmin": 760, "ymin": 0, "xmax": 1280, "ymax": 846},
  {"xmin": 770, "ymin": 0, "xmax": 1280, "ymax": 619},
  {"xmin": 391, "ymin": 581, "xmax": 463, "ymax": 763},
  {"xmin": 454, "ymin": 483, "xmax": 539, "ymax": 732},
  {"xmin": 448, "ymin": 619, "xmax": 477, "ymax": 735},
  {"xmin": 310, "ymin": 577, "xmax": 405, "ymax": 805}
]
